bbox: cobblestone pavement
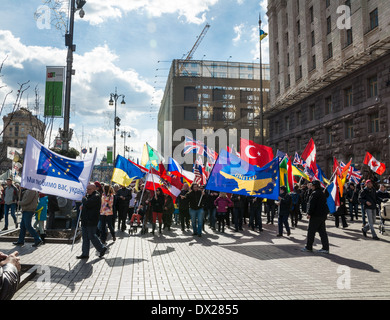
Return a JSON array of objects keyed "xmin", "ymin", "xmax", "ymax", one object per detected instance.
[{"xmin": 1, "ymin": 213, "xmax": 390, "ymax": 301}]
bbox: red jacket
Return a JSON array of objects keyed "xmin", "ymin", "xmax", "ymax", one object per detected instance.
[{"xmin": 214, "ymin": 196, "xmax": 233, "ymax": 213}]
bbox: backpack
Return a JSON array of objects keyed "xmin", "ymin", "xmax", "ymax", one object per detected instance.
[{"xmin": 380, "ymin": 201, "xmax": 390, "ymax": 221}]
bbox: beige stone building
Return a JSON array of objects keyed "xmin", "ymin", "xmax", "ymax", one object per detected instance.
[{"xmin": 266, "ymin": 0, "xmax": 390, "ymax": 177}]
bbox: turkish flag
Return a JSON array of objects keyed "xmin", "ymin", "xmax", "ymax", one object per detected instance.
[
  {"xmin": 363, "ymin": 152, "xmax": 386, "ymax": 175},
  {"xmin": 240, "ymin": 138, "xmax": 274, "ymax": 167}
]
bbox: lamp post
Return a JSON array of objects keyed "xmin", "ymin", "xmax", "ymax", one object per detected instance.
[
  {"xmin": 62, "ymin": 0, "xmax": 87, "ymax": 151},
  {"xmin": 120, "ymin": 130, "xmax": 131, "ymax": 158},
  {"xmin": 258, "ymin": 15, "xmax": 264, "ymax": 145},
  {"xmin": 109, "ymin": 87, "xmax": 126, "ymax": 165}
]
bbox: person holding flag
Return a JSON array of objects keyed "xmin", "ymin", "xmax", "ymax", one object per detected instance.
[
  {"xmin": 150, "ymin": 187, "xmax": 165, "ymax": 235},
  {"xmin": 182, "ymin": 183, "xmax": 205, "ymax": 237}
]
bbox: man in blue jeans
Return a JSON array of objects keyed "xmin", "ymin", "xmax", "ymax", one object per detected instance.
[
  {"xmin": 13, "ymin": 188, "xmax": 43, "ymax": 247},
  {"xmin": 2, "ymin": 178, "xmax": 18, "ymax": 231},
  {"xmin": 183, "ymin": 183, "xmax": 205, "ymax": 237}
]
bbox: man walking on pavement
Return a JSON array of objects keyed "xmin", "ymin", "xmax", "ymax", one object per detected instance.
[
  {"xmin": 359, "ymin": 180, "xmax": 380, "ymax": 240},
  {"xmin": 301, "ymin": 180, "xmax": 330, "ymax": 253},
  {"xmin": 77, "ymin": 184, "xmax": 107, "ymax": 259}
]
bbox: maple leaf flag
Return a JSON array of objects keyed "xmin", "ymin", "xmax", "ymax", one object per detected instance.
[
  {"xmin": 363, "ymin": 152, "xmax": 386, "ymax": 175},
  {"xmin": 301, "ymin": 138, "xmax": 317, "ymax": 173}
]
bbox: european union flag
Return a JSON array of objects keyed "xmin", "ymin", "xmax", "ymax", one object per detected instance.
[
  {"xmin": 37, "ymin": 146, "xmax": 84, "ymax": 183},
  {"xmin": 205, "ymin": 149, "xmax": 280, "ymax": 200}
]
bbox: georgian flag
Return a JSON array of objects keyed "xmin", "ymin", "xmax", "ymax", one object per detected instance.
[{"xmin": 363, "ymin": 152, "xmax": 386, "ymax": 175}]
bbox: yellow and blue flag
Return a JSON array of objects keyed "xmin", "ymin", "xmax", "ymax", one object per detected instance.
[
  {"xmin": 205, "ymin": 149, "xmax": 280, "ymax": 200},
  {"xmin": 112, "ymin": 155, "xmax": 147, "ymax": 187},
  {"xmin": 260, "ymin": 29, "xmax": 268, "ymax": 41}
]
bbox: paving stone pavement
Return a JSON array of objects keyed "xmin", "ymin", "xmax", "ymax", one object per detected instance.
[{"xmin": 1, "ymin": 213, "xmax": 390, "ymax": 301}]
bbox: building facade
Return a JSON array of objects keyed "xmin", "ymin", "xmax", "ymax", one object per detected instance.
[
  {"xmin": 1, "ymin": 107, "xmax": 46, "ymax": 172},
  {"xmin": 158, "ymin": 59, "xmax": 270, "ymax": 169},
  {"xmin": 266, "ymin": 0, "xmax": 390, "ymax": 177}
]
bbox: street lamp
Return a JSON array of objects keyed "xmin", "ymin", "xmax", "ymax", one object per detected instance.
[
  {"xmin": 109, "ymin": 87, "xmax": 126, "ymax": 164},
  {"xmin": 62, "ymin": 0, "xmax": 87, "ymax": 151},
  {"xmin": 120, "ymin": 130, "xmax": 131, "ymax": 158}
]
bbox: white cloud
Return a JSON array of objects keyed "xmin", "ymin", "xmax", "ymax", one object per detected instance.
[
  {"xmin": 83, "ymin": 0, "xmax": 219, "ymax": 25},
  {"xmin": 0, "ymin": 29, "xmax": 161, "ymax": 163},
  {"xmin": 233, "ymin": 23, "xmax": 244, "ymax": 44}
]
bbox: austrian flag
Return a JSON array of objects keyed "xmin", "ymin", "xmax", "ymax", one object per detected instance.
[{"xmin": 364, "ymin": 152, "xmax": 386, "ymax": 175}]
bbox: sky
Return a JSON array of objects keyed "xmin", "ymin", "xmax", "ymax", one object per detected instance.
[{"xmin": 0, "ymin": 0, "xmax": 269, "ymax": 165}]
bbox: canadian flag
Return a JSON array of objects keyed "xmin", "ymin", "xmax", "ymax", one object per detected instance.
[
  {"xmin": 364, "ymin": 152, "xmax": 386, "ymax": 175},
  {"xmin": 301, "ymin": 138, "xmax": 317, "ymax": 173}
]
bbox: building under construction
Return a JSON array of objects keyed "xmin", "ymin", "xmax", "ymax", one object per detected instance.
[{"xmin": 157, "ymin": 59, "xmax": 270, "ymax": 169}]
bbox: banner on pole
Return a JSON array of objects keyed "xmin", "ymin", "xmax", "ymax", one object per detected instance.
[{"xmin": 44, "ymin": 66, "xmax": 65, "ymax": 117}]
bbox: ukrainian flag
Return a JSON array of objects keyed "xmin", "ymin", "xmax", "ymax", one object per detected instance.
[
  {"xmin": 111, "ymin": 155, "xmax": 146, "ymax": 187},
  {"xmin": 260, "ymin": 29, "xmax": 268, "ymax": 41}
]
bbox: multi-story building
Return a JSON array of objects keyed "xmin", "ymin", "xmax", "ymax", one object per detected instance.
[
  {"xmin": 1, "ymin": 107, "xmax": 46, "ymax": 171},
  {"xmin": 266, "ymin": 0, "xmax": 390, "ymax": 177},
  {"xmin": 158, "ymin": 59, "xmax": 270, "ymax": 169}
]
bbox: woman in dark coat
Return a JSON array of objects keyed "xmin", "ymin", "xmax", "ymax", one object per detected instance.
[
  {"xmin": 150, "ymin": 188, "xmax": 165, "ymax": 235},
  {"xmin": 163, "ymin": 194, "xmax": 175, "ymax": 231}
]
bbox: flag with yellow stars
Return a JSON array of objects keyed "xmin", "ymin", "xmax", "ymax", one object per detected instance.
[
  {"xmin": 205, "ymin": 149, "xmax": 280, "ymax": 200},
  {"xmin": 21, "ymin": 135, "xmax": 96, "ymax": 201}
]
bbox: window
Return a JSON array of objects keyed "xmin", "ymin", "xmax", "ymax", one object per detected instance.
[
  {"xmin": 286, "ymin": 32, "xmax": 289, "ymax": 46},
  {"xmin": 276, "ymin": 42, "xmax": 279, "ymax": 55},
  {"xmin": 286, "ymin": 74, "xmax": 291, "ymax": 88},
  {"xmin": 346, "ymin": 28, "xmax": 353, "ymax": 46},
  {"xmin": 309, "ymin": 104, "xmax": 316, "ymax": 121},
  {"xmin": 370, "ymin": 112, "xmax": 380, "ymax": 133},
  {"xmin": 345, "ymin": 120, "xmax": 354, "ymax": 139},
  {"xmin": 327, "ymin": 42, "xmax": 333, "ymax": 59},
  {"xmin": 369, "ymin": 8, "xmax": 378, "ymax": 31},
  {"xmin": 311, "ymin": 31, "xmax": 315, "ymax": 47},
  {"xmin": 297, "ymin": 20, "xmax": 301, "ymax": 35},
  {"xmin": 213, "ymin": 88, "xmax": 226, "ymax": 101},
  {"xmin": 277, "ymin": 62, "xmax": 280, "ymax": 74},
  {"xmin": 312, "ymin": 55, "xmax": 316, "ymax": 70},
  {"xmin": 326, "ymin": 0, "xmax": 330, "ymax": 8},
  {"xmin": 285, "ymin": 116, "xmax": 290, "ymax": 130},
  {"xmin": 327, "ymin": 16, "xmax": 331, "ymax": 34},
  {"xmin": 298, "ymin": 42, "xmax": 302, "ymax": 57},
  {"xmin": 184, "ymin": 106, "xmax": 197, "ymax": 120},
  {"xmin": 325, "ymin": 96, "xmax": 332, "ymax": 114},
  {"xmin": 184, "ymin": 87, "xmax": 197, "ymax": 102},
  {"xmin": 344, "ymin": 87, "xmax": 353, "ymax": 107},
  {"xmin": 275, "ymin": 121, "xmax": 279, "ymax": 134},
  {"xmin": 241, "ymin": 108, "xmax": 254, "ymax": 121},
  {"xmin": 326, "ymin": 128, "xmax": 334, "ymax": 144},
  {"xmin": 296, "ymin": 110, "xmax": 302, "ymax": 126},
  {"xmin": 367, "ymin": 75, "xmax": 378, "ymax": 98},
  {"xmin": 297, "ymin": 65, "xmax": 302, "ymax": 80},
  {"xmin": 287, "ymin": 53, "xmax": 290, "ymax": 66},
  {"xmin": 213, "ymin": 107, "xmax": 225, "ymax": 121},
  {"xmin": 309, "ymin": 6, "xmax": 314, "ymax": 23}
]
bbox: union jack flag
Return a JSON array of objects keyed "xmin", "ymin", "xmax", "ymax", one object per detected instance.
[
  {"xmin": 183, "ymin": 136, "xmax": 218, "ymax": 163},
  {"xmin": 293, "ymin": 152, "xmax": 305, "ymax": 167},
  {"xmin": 340, "ymin": 162, "xmax": 362, "ymax": 184}
]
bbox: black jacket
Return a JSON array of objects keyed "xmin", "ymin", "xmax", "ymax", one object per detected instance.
[
  {"xmin": 151, "ymin": 193, "xmax": 165, "ymax": 213},
  {"xmin": 307, "ymin": 188, "xmax": 329, "ymax": 217},
  {"xmin": 185, "ymin": 190, "xmax": 205, "ymax": 210},
  {"xmin": 0, "ymin": 263, "xmax": 19, "ymax": 300},
  {"xmin": 81, "ymin": 191, "xmax": 101, "ymax": 227},
  {"xmin": 278, "ymin": 192, "xmax": 292, "ymax": 216},
  {"xmin": 116, "ymin": 187, "xmax": 132, "ymax": 208},
  {"xmin": 346, "ymin": 187, "xmax": 359, "ymax": 204},
  {"xmin": 359, "ymin": 187, "xmax": 378, "ymax": 210}
]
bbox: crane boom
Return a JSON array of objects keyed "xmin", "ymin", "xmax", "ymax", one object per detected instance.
[{"xmin": 178, "ymin": 23, "xmax": 210, "ymax": 75}]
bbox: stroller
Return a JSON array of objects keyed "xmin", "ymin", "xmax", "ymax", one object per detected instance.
[{"xmin": 379, "ymin": 201, "xmax": 390, "ymax": 234}]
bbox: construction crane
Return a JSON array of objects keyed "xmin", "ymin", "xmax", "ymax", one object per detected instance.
[{"xmin": 178, "ymin": 23, "xmax": 210, "ymax": 75}]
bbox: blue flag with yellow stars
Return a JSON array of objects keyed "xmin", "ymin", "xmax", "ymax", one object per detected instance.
[
  {"xmin": 21, "ymin": 135, "xmax": 96, "ymax": 201},
  {"xmin": 205, "ymin": 149, "xmax": 280, "ymax": 200},
  {"xmin": 37, "ymin": 146, "xmax": 84, "ymax": 183}
]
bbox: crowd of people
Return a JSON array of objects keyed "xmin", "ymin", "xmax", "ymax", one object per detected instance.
[{"xmin": 1, "ymin": 174, "xmax": 390, "ymax": 300}]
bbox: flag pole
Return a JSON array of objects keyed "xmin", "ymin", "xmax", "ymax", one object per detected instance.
[{"xmin": 258, "ymin": 13, "xmax": 264, "ymax": 145}]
